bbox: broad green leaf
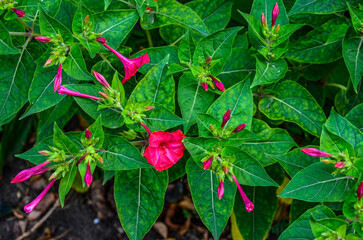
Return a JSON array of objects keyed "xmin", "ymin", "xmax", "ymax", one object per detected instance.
[
  {"xmin": 320, "ymin": 126, "xmax": 355, "ymax": 157},
  {"xmin": 239, "ymin": 11, "xmax": 266, "ymax": 49},
  {"xmin": 88, "ymin": 116, "xmax": 104, "ymax": 149},
  {"xmin": 186, "ymin": 158, "xmax": 236, "ymax": 240},
  {"xmin": 271, "ymin": 147, "xmax": 320, "ymax": 178},
  {"xmin": 115, "ymin": 168, "xmax": 168, "ymax": 240},
  {"xmin": 239, "ymin": 119, "xmax": 296, "ymax": 166},
  {"xmin": 342, "ymin": 28, "xmax": 363, "ymax": 92},
  {"xmin": 0, "ymin": 47, "xmax": 36, "ymax": 126},
  {"xmin": 135, "ymin": 0, "xmax": 158, "ymax": 18},
  {"xmin": 55, "ymin": 0, "xmax": 78, "ymax": 29},
  {"xmin": 94, "ymin": 10, "xmax": 139, "ymax": 49},
  {"xmin": 310, "ymin": 216, "xmax": 348, "ymax": 238},
  {"xmin": 99, "ymin": 135, "xmax": 150, "ymax": 170},
  {"xmin": 65, "ymin": 84, "xmax": 124, "ymax": 129},
  {"xmin": 271, "ymin": 24, "xmax": 304, "ymax": 48},
  {"xmin": 53, "ymin": 122, "xmax": 79, "ymax": 156},
  {"xmin": 129, "ymin": 56, "xmax": 175, "ymax": 112},
  {"xmin": 289, "ymin": 200, "xmax": 319, "ymax": 224},
  {"xmin": 58, "ymin": 161, "xmax": 77, "ymax": 207},
  {"xmin": 279, "ymin": 205, "xmax": 336, "ymax": 240},
  {"xmin": 39, "ymin": 7, "xmax": 74, "ymax": 45},
  {"xmin": 193, "ymin": 27, "xmax": 242, "ymax": 75},
  {"xmin": 251, "ymin": 57, "xmax": 288, "ymax": 88},
  {"xmin": 279, "ymin": 162, "xmax": 354, "ymax": 202},
  {"xmin": 140, "ymin": 0, "xmax": 210, "ymax": 36},
  {"xmin": 183, "ymin": 137, "xmax": 220, "ymax": 168},
  {"xmin": 224, "ymin": 147, "xmax": 278, "ymax": 187},
  {"xmin": 347, "ymin": 3, "xmax": 363, "ymax": 33},
  {"xmin": 346, "ymin": 103, "xmax": 363, "ymax": 132},
  {"xmin": 19, "ymin": 0, "xmax": 61, "ymax": 18},
  {"xmin": 0, "ymin": 20, "xmax": 19, "ymax": 54},
  {"xmin": 259, "ymin": 81, "xmax": 326, "ymax": 137},
  {"xmin": 178, "ymin": 29, "xmax": 195, "ymax": 64},
  {"xmin": 218, "ymin": 49, "xmax": 256, "ymax": 89},
  {"xmin": 195, "ymin": 113, "xmax": 220, "ymax": 138},
  {"xmin": 289, "ymin": 0, "xmax": 358, "ymax": 15},
  {"xmin": 286, "ymin": 19, "xmax": 349, "ymax": 63},
  {"xmin": 178, "ymin": 73, "xmax": 215, "ymax": 132},
  {"xmin": 63, "ymin": 43, "xmax": 93, "ymax": 80},
  {"xmin": 325, "ymin": 109, "xmax": 363, "ymax": 153},
  {"xmin": 207, "ymin": 78, "xmax": 253, "ymax": 131}
]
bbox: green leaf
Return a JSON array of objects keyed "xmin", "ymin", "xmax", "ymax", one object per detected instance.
[
  {"xmin": 140, "ymin": 0, "xmax": 210, "ymax": 37},
  {"xmin": 39, "ymin": 7, "xmax": 74, "ymax": 45},
  {"xmin": 342, "ymin": 28, "xmax": 363, "ymax": 93},
  {"xmin": 193, "ymin": 27, "xmax": 242, "ymax": 75},
  {"xmin": 135, "ymin": 0, "xmax": 158, "ymax": 18},
  {"xmin": 239, "ymin": 119, "xmax": 296, "ymax": 166},
  {"xmin": 279, "ymin": 205, "xmax": 336, "ymax": 240},
  {"xmin": 251, "ymin": 57, "xmax": 288, "ymax": 88},
  {"xmin": 183, "ymin": 137, "xmax": 220, "ymax": 168},
  {"xmin": 289, "ymin": 0, "xmax": 357, "ymax": 15},
  {"xmin": 207, "ymin": 78, "xmax": 253, "ymax": 131},
  {"xmin": 346, "ymin": 103, "xmax": 363, "ymax": 132},
  {"xmin": 63, "ymin": 43, "xmax": 93, "ymax": 80},
  {"xmin": 0, "ymin": 20, "xmax": 19, "ymax": 54},
  {"xmin": 279, "ymin": 162, "xmax": 354, "ymax": 202},
  {"xmin": 65, "ymin": 84, "xmax": 124, "ymax": 129},
  {"xmin": 271, "ymin": 24, "xmax": 304, "ymax": 48},
  {"xmin": 310, "ymin": 216, "xmax": 348, "ymax": 238},
  {"xmin": 53, "ymin": 122, "xmax": 80, "ymax": 156},
  {"xmin": 115, "ymin": 168, "xmax": 168, "ymax": 240},
  {"xmin": 195, "ymin": 113, "xmax": 220, "ymax": 138},
  {"xmin": 178, "ymin": 73, "xmax": 215, "ymax": 132},
  {"xmin": 271, "ymin": 147, "xmax": 320, "ymax": 178},
  {"xmin": 259, "ymin": 81, "xmax": 326, "ymax": 137},
  {"xmin": 178, "ymin": 28, "xmax": 195, "ymax": 64},
  {"xmin": 239, "ymin": 11, "xmax": 266, "ymax": 49},
  {"xmin": 94, "ymin": 10, "xmax": 139, "ymax": 49},
  {"xmin": 129, "ymin": 56, "xmax": 175, "ymax": 112},
  {"xmin": 320, "ymin": 126, "xmax": 355, "ymax": 157},
  {"xmin": 58, "ymin": 160, "xmax": 77, "ymax": 207},
  {"xmin": 347, "ymin": 3, "xmax": 363, "ymax": 33},
  {"xmin": 99, "ymin": 134, "xmax": 150, "ymax": 170},
  {"xmin": 88, "ymin": 116, "xmax": 104, "ymax": 149},
  {"xmin": 186, "ymin": 158, "xmax": 236, "ymax": 239}
]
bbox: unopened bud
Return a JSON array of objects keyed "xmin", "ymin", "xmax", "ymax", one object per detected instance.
[
  {"xmin": 261, "ymin": 13, "xmax": 267, "ymax": 27},
  {"xmin": 321, "ymin": 159, "xmax": 330, "ymax": 164},
  {"xmin": 44, "ymin": 58, "xmax": 53, "ymax": 66},
  {"xmin": 35, "ymin": 36, "xmax": 52, "ymax": 43},
  {"xmin": 146, "ymin": 7, "xmax": 153, "ymax": 11},
  {"xmin": 99, "ymin": 91, "xmax": 108, "ymax": 99},
  {"xmin": 209, "ymin": 124, "xmax": 216, "ymax": 132},
  {"xmin": 275, "ymin": 24, "xmax": 280, "ymax": 33},
  {"xmin": 221, "ymin": 109, "xmax": 231, "ymax": 128},
  {"xmin": 84, "ymin": 15, "xmax": 89, "ymax": 23},
  {"xmin": 361, "ymin": 29, "xmax": 363, "ymax": 36},
  {"xmin": 334, "ymin": 161, "xmax": 345, "ymax": 169},
  {"xmin": 224, "ymin": 166, "xmax": 229, "ymax": 174},
  {"xmin": 203, "ymin": 156, "xmax": 213, "ymax": 170},
  {"xmin": 205, "ymin": 56, "xmax": 212, "ymax": 63},
  {"xmin": 85, "ymin": 128, "xmax": 92, "ymax": 139},
  {"xmin": 98, "ymin": 156, "xmax": 103, "ymax": 163},
  {"xmin": 39, "ymin": 150, "xmax": 50, "ymax": 156},
  {"xmin": 232, "ymin": 124, "xmax": 246, "ymax": 133},
  {"xmin": 271, "ymin": 3, "xmax": 279, "ymax": 27},
  {"xmin": 12, "ymin": 8, "xmax": 25, "ymax": 17},
  {"xmin": 202, "ymin": 82, "xmax": 208, "ymax": 91},
  {"xmin": 96, "ymin": 37, "xmax": 107, "ymax": 43},
  {"xmin": 144, "ymin": 106, "xmax": 155, "ymax": 111},
  {"xmin": 357, "ymin": 181, "xmax": 363, "ymax": 200}
]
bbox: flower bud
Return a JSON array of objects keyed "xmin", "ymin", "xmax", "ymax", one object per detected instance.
[
  {"xmin": 217, "ymin": 180, "xmax": 224, "ymax": 200},
  {"xmin": 209, "ymin": 75, "xmax": 225, "ymax": 92},
  {"xmin": 84, "ymin": 15, "xmax": 89, "ymax": 23},
  {"xmin": 209, "ymin": 124, "xmax": 216, "ymax": 132},
  {"xmin": 12, "ymin": 8, "xmax": 25, "ymax": 17},
  {"xmin": 275, "ymin": 24, "xmax": 280, "ymax": 33},
  {"xmin": 98, "ymin": 156, "xmax": 103, "ymax": 164},
  {"xmin": 321, "ymin": 159, "xmax": 330, "ymax": 164},
  {"xmin": 361, "ymin": 29, "xmax": 363, "ymax": 36},
  {"xmin": 261, "ymin": 13, "xmax": 267, "ymax": 27},
  {"xmin": 205, "ymin": 56, "xmax": 212, "ymax": 63},
  {"xmin": 301, "ymin": 148, "xmax": 331, "ymax": 157},
  {"xmin": 232, "ymin": 124, "xmax": 246, "ymax": 133},
  {"xmin": 221, "ymin": 109, "xmax": 231, "ymax": 128},
  {"xmin": 203, "ymin": 156, "xmax": 213, "ymax": 170},
  {"xmin": 44, "ymin": 58, "xmax": 53, "ymax": 66},
  {"xmin": 202, "ymin": 82, "xmax": 208, "ymax": 91},
  {"xmin": 144, "ymin": 106, "xmax": 155, "ymax": 111},
  {"xmin": 99, "ymin": 91, "xmax": 108, "ymax": 99},
  {"xmin": 85, "ymin": 128, "xmax": 92, "ymax": 139},
  {"xmin": 271, "ymin": 3, "xmax": 279, "ymax": 27},
  {"xmin": 334, "ymin": 161, "xmax": 345, "ymax": 169},
  {"xmin": 35, "ymin": 36, "xmax": 52, "ymax": 43},
  {"xmin": 357, "ymin": 181, "xmax": 363, "ymax": 200},
  {"xmin": 38, "ymin": 150, "xmax": 50, "ymax": 156},
  {"xmin": 224, "ymin": 166, "xmax": 229, "ymax": 174},
  {"xmin": 96, "ymin": 37, "xmax": 107, "ymax": 43}
]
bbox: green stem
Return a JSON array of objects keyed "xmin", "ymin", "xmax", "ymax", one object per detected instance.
[
  {"xmin": 324, "ymin": 83, "xmax": 347, "ymax": 91},
  {"xmin": 257, "ymin": 85, "xmax": 263, "ymax": 119},
  {"xmin": 118, "ymin": 0, "xmax": 136, "ymax": 8},
  {"xmin": 10, "ymin": 32, "xmax": 40, "ymax": 37},
  {"xmin": 16, "ymin": 17, "xmax": 32, "ymax": 32},
  {"xmin": 145, "ymin": 30, "xmax": 153, "ymax": 48}
]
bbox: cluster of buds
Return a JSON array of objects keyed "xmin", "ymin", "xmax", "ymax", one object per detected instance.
[
  {"xmin": 80, "ymin": 15, "xmax": 101, "ymax": 41},
  {"xmin": 261, "ymin": 3, "xmax": 280, "ymax": 41},
  {"xmin": 0, "ymin": 0, "xmax": 25, "ymax": 17},
  {"xmin": 122, "ymin": 101, "xmax": 154, "ymax": 125},
  {"xmin": 93, "ymin": 71, "xmax": 124, "ymax": 110},
  {"xmin": 189, "ymin": 57, "xmax": 225, "ymax": 92},
  {"xmin": 202, "ymin": 145, "xmax": 254, "ymax": 212},
  {"xmin": 209, "ymin": 109, "xmax": 246, "ymax": 138}
]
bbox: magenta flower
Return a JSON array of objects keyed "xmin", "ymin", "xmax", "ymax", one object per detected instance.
[
  {"xmin": 77, "ymin": 154, "xmax": 87, "ymax": 166},
  {"xmin": 54, "ymin": 63, "xmax": 62, "ymax": 91},
  {"xmin": 301, "ymin": 148, "xmax": 331, "ymax": 157},
  {"xmin": 85, "ymin": 128, "xmax": 92, "ymax": 139},
  {"xmin": 11, "ymin": 161, "xmax": 51, "ymax": 183},
  {"xmin": 232, "ymin": 175, "xmax": 254, "ymax": 212},
  {"xmin": 217, "ymin": 180, "xmax": 224, "ymax": 200},
  {"xmin": 203, "ymin": 156, "xmax": 213, "ymax": 170},
  {"xmin": 334, "ymin": 161, "xmax": 345, "ymax": 169},
  {"xmin": 96, "ymin": 37, "xmax": 150, "ymax": 84},
  {"xmin": 85, "ymin": 162, "xmax": 93, "ymax": 187},
  {"xmin": 24, "ymin": 179, "xmax": 56, "ymax": 214},
  {"xmin": 261, "ymin": 13, "xmax": 267, "ymax": 26},
  {"xmin": 202, "ymin": 82, "xmax": 208, "ymax": 91},
  {"xmin": 92, "ymin": 71, "xmax": 110, "ymax": 89},
  {"xmin": 233, "ymin": 124, "xmax": 246, "ymax": 133},
  {"xmin": 12, "ymin": 8, "xmax": 25, "ymax": 17},
  {"xmin": 357, "ymin": 181, "xmax": 363, "ymax": 200},
  {"xmin": 209, "ymin": 75, "xmax": 225, "ymax": 92},
  {"xmin": 272, "ymin": 3, "xmax": 279, "ymax": 27},
  {"xmin": 35, "ymin": 36, "xmax": 52, "ymax": 43},
  {"xmin": 221, "ymin": 109, "xmax": 231, "ymax": 128},
  {"xmin": 58, "ymin": 86, "xmax": 100, "ymax": 100}
]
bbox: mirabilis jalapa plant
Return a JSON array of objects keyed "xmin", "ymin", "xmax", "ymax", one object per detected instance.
[{"xmin": 1, "ymin": 0, "xmax": 363, "ymax": 239}]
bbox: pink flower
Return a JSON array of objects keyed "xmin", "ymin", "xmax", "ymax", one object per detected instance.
[
  {"xmin": 205, "ymin": 56, "xmax": 211, "ymax": 63},
  {"xmin": 334, "ymin": 161, "xmax": 345, "ymax": 169},
  {"xmin": 92, "ymin": 71, "xmax": 110, "ymax": 89},
  {"xmin": 85, "ymin": 162, "xmax": 93, "ymax": 187},
  {"xmin": 232, "ymin": 175, "xmax": 254, "ymax": 212},
  {"xmin": 85, "ymin": 128, "xmax": 92, "ymax": 139},
  {"xmin": 58, "ymin": 86, "xmax": 100, "ymax": 100},
  {"xmin": 203, "ymin": 156, "xmax": 213, "ymax": 170},
  {"xmin": 24, "ymin": 179, "xmax": 56, "ymax": 214},
  {"xmin": 12, "ymin": 8, "xmax": 25, "ymax": 17},
  {"xmin": 202, "ymin": 82, "xmax": 208, "ymax": 91},
  {"xmin": 218, "ymin": 180, "xmax": 224, "ymax": 200},
  {"xmin": 357, "ymin": 181, "xmax": 363, "ymax": 200},
  {"xmin": 96, "ymin": 37, "xmax": 150, "ymax": 84},
  {"xmin": 209, "ymin": 75, "xmax": 225, "ymax": 92},
  {"xmin": 141, "ymin": 122, "xmax": 186, "ymax": 171},
  {"xmin": 35, "ymin": 36, "xmax": 52, "ymax": 43},
  {"xmin": 301, "ymin": 148, "xmax": 331, "ymax": 157},
  {"xmin": 272, "ymin": 3, "xmax": 279, "ymax": 27},
  {"xmin": 261, "ymin": 13, "xmax": 267, "ymax": 26},
  {"xmin": 233, "ymin": 124, "xmax": 246, "ymax": 133},
  {"xmin": 221, "ymin": 109, "xmax": 231, "ymax": 128},
  {"xmin": 11, "ymin": 161, "xmax": 51, "ymax": 183},
  {"xmin": 54, "ymin": 63, "xmax": 62, "ymax": 91},
  {"xmin": 77, "ymin": 154, "xmax": 87, "ymax": 166}
]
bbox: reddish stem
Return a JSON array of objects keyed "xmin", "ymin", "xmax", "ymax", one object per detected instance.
[{"xmin": 140, "ymin": 122, "xmax": 152, "ymax": 134}]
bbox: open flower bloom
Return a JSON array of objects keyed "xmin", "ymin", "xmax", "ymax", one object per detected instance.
[
  {"xmin": 92, "ymin": 71, "xmax": 110, "ymax": 89},
  {"xmin": 141, "ymin": 122, "xmax": 186, "ymax": 171},
  {"xmin": 218, "ymin": 180, "xmax": 224, "ymax": 200},
  {"xmin": 301, "ymin": 148, "xmax": 331, "ymax": 157},
  {"xmin": 12, "ymin": 8, "xmax": 25, "ymax": 17},
  {"xmin": 54, "ymin": 63, "xmax": 62, "ymax": 91},
  {"xmin": 11, "ymin": 161, "xmax": 51, "ymax": 183},
  {"xmin": 96, "ymin": 37, "xmax": 150, "ymax": 84},
  {"xmin": 85, "ymin": 162, "xmax": 93, "ymax": 187},
  {"xmin": 24, "ymin": 179, "xmax": 56, "ymax": 214},
  {"xmin": 58, "ymin": 86, "xmax": 100, "ymax": 100},
  {"xmin": 232, "ymin": 175, "xmax": 254, "ymax": 212}
]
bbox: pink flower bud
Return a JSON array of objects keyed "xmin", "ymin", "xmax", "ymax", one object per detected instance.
[
  {"xmin": 224, "ymin": 166, "xmax": 229, "ymax": 174},
  {"xmin": 85, "ymin": 128, "xmax": 92, "ymax": 139},
  {"xmin": 221, "ymin": 109, "xmax": 231, "ymax": 128},
  {"xmin": 271, "ymin": 3, "xmax": 279, "ymax": 27},
  {"xmin": 205, "ymin": 56, "xmax": 211, "ymax": 63},
  {"xmin": 92, "ymin": 70, "xmax": 110, "ymax": 89},
  {"xmin": 301, "ymin": 148, "xmax": 331, "ymax": 157},
  {"xmin": 334, "ymin": 161, "xmax": 345, "ymax": 169},
  {"xmin": 95, "ymin": 37, "xmax": 107, "ymax": 43},
  {"xmin": 35, "ymin": 36, "xmax": 52, "ymax": 43},
  {"xmin": 12, "ymin": 8, "xmax": 25, "ymax": 17},
  {"xmin": 85, "ymin": 162, "xmax": 93, "ymax": 187},
  {"xmin": 217, "ymin": 180, "xmax": 224, "ymax": 200},
  {"xmin": 38, "ymin": 150, "xmax": 50, "ymax": 156},
  {"xmin": 232, "ymin": 124, "xmax": 246, "ymax": 133},
  {"xmin": 54, "ymin": 63, "xmax": 62, "ymax": 92},
  {"xmin": 203, "ymin": 156, "xmax": 213, "ymax": 170},
  {"xmin": 44, "ymin": 58, "xmax": 53, "ymax": 66},
  {"xmin": 261, "ymin": 13, "xmax": 267, "ymax": 26},
  {"xmin": 209, "ymin": 75, "xmax": 225, "ymax": 92},
  {"xmin": 144, "ymin": 106, "xmax": 155, "ymax": 111},
  {"xmin": 357, "ymin": 181, "xmax": 363, "ymax": 200},
  {"xmin": 58, "ymin": 86, "xmax": 100, "ymax": 101},
  {"xmin": 77, "ymin": 154, "xmax": 87, "ymax": 166},
  {"xmin": 84, "ymin": 15, "xmax": 89, "ymax": 24},
  {"xmin": 202, "ymin": 82, "xmax": 208, "ymax": 91},
  {"xmin": 24, "ymin": 179, "xmax": 56, "ymax": 214},
  {"xmin": 11, "ymin": 161, "xmax": 51, "ymax": 183},
  {"xmin": 99, "ymin": 91, "xmax": 108, "ymax": 99},
  {"xmin": 232, "ymin": 175, "xmax": 254, "ymax": 212}
]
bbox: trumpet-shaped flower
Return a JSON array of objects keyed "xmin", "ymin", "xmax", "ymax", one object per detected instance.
[
  {"xmin": 54, "ymin": 64, "xmax": 62, "ymax": 91},
  {"xmin": 232, "ymin": 175, "xmax": 254, "ymax": 212},
  {"xmin": 24, "ymin": 179, "xmax": 56, "ymax": 214},
  {"xmin": 92, "ymin": 71, "xmax": 110, "ymax": 89},
  {"xmin": 11, "ymin": 161, "xmax": 51, "ymax": 183},
  {"xmin": 301, "ymin": 148, "xmax": 331, "ymax": 157},
  {"xmin": 58, "ymin": 86, "xmax": 100, "ymax": 100}
]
